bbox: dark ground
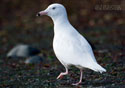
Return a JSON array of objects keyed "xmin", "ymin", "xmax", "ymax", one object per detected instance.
[{"xmin": 0, "ymin": 0, "xmax": 125, "ymax": 88}]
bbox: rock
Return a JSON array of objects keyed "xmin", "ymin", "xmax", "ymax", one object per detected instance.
[
  {"xmin": 25, "ymin": 56, "xmax": 43, "ymax": 64},
  {"xmin": 7, "ymin": 44, "xmax": 40, "ymax": 58}
]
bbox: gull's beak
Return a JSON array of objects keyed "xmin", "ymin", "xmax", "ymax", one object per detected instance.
[{"xmin": 36, "ymin": 10, "xmax": 48, "ymax": 16}]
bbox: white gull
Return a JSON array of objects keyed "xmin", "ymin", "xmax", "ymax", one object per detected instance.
[{"xmin": 37, "ymin": 3, "xmax": 106, "ymax": 85}]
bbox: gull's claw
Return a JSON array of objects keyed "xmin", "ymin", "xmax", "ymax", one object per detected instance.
[
  {"xmin": 57, "ymin": 73, "xmax": 64, "ymax": 79},
  {"xmin": 57, "ymin": 68, "xmax": 68, "ymax": 79},
  {"xmin": 72, "ymin": 82, "xmax": 81, "ymax": 86}
]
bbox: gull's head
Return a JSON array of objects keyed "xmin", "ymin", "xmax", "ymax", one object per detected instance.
[{"xmin": 37, "ymin": 3, "xmax": 67, "ymax": 21}]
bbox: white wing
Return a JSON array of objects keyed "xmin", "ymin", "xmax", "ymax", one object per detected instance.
[{"xmin": 66, "ymin": 31, "xmax": 97, "ymax": 65}]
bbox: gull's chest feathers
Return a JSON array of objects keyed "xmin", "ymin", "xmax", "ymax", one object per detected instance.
[
  {"xmin": 52, "ymin": 26, "xmax": 83, "ymax": 64},
  {"xmin": 53, "ymin": 29, "xmax": 72, "ymax": 52},
  {"xmin": 53, "ymin": 29, "xmax": 76, "ymax": 65},
  {"xmin": 53, "ymin": 23, "xmax": 73, "ymax": 49}
]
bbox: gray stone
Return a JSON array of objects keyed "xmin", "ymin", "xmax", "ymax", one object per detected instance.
[
  {"xmin": 25, "ymin": 56, "xmax": 43, "ymax": 64},
  {"xmin": 7, "ymin": 44, "xmax": 40, "ymax": 58}
]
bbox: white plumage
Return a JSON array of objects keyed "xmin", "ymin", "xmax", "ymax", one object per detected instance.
[{"xmin": 37, "ymin": 3, "xmax": 106, "ymax": 85}]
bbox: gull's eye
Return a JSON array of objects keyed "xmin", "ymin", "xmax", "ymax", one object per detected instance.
[{"xmin": 52, "ymin": 7, "xmax": 56, "ymax": 10}]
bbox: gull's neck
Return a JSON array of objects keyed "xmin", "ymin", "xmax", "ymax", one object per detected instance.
[
  {"xmin": 52, "ymin": 15, "xmax": 71, "ymax": 35},
  {"xmin": 52, "ymin": 15, "xmax": 70, "ymax": 26},
  {"xmin": 53, "ymin": 16, "xmax": 71, "ymax": 35}
]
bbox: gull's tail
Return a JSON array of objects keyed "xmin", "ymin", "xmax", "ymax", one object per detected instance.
[{"xmin": 89, "ymin": 62, "xmax": 106, "ymax": 73}]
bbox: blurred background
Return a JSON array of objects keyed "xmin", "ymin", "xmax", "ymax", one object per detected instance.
[{"xmin": 0, "ymin": 0, "xmax": 124, "ymax": 88}]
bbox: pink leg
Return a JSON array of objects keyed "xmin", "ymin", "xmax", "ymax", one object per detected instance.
[
  {"xmin": 57, "ymin": 67, "xmax": 68, "ymax": 79},
  {"xmin": 72, "ymin": 69, "xmax": 83, "ymax": 85}
]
